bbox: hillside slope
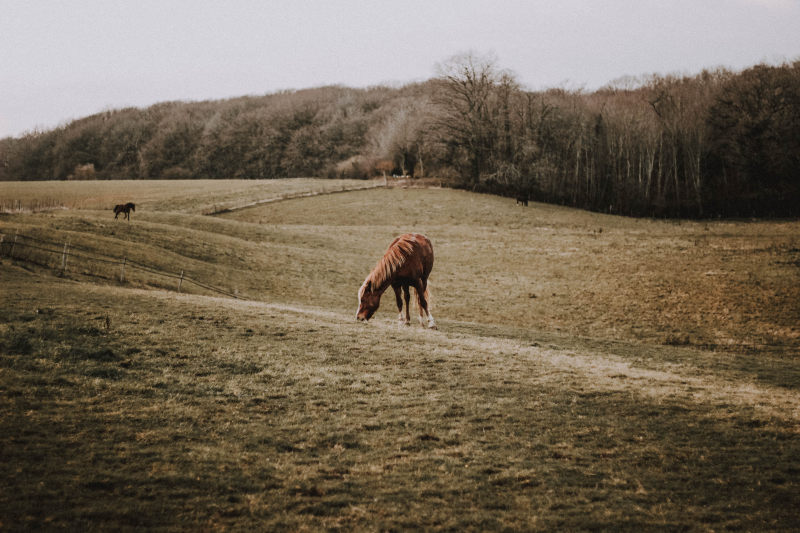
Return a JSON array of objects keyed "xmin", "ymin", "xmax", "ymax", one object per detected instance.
[
  {"xmin": 3, "ymin": 185, "xmax": 796, "ymax": 350},
  {"xmin": 2, "ymin": 265, "xmax": 799, "ymax": 530},
  {"xmin": 2, "ymin": 182, "xmax": 799, "ymax": 529}
]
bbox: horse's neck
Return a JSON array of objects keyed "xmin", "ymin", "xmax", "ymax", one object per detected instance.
[{"xmin": 368, "ymin": 274, "xmax": 392, "ymax": 295}]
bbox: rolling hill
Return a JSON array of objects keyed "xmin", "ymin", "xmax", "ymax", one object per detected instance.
[{"xmin": 1, "ymin": 179, "xmax": 798, "ymax": 529}]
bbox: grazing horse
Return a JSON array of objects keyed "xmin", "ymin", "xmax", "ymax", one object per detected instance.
[
  {"xmin": 356, "ymin": 233, "xmax": 436, "ymax": 329},
  {"xmin": 516, "ymin": 194, "xmax": 529, "ymax": 206},
  {"xmin": 113, "ymin": 202, "xmax": 135, "ymax": 220}
]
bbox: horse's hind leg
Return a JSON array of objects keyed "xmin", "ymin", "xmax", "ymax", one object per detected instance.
[
  {"xmin": 402, "ymin": 285, "xmax": 411, "ymax": 325},
  {"xmin": 393, "ymin": 285, "xmax": 407, "ymax": 326},
  {"xmin": 414, "ymin": 279, "xmax": 436, "ymax": 329}
]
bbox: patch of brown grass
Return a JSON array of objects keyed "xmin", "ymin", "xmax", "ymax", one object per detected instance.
[
  {"xmin": 1, "ymin": 266, "xmax": 798, "ymax": 530},
  {"xmin": 0, "ymin": 178, "xmax": 374, "ymax": 214},
  {"xmin": 2, "ymin": 181, "xmax": 799, "ymax": 529},
  {"xmin": 223, "ymin": 188, "xmax": 800, "ymax": 351}
]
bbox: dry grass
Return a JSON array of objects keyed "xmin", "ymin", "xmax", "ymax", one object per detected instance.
[
  {"xmin": 0, "ymin": 178, "xmax": 375, "ymax": 214},
  {"xmin": 4, "ymin": 184, "xmax": 796, "ymax": 352},
  {"xmin": 2, "ymin": 268, "xmax": 798, "ymax": 530},
  {"xmin": 1, "ymin": 180, "xmax": 799, "ymax": 530},
  {"xmin": 222, "ymin": 187, "xmax": 800, "ymax": 350}
]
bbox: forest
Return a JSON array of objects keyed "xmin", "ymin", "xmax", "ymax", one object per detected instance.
[{"xmin": 1, "ymin": 54, "xmax": 798, "ymax": 217}]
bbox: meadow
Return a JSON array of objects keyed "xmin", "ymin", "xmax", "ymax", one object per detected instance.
[
  {"xmin": 1, "ymin": 179, "xmax": 798, "ymax": 530},
  {"xmin": 0, "ymin": 178, "xmax": 377, "ymax": 215}
]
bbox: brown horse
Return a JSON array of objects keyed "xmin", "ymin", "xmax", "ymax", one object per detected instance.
[
  {"xmin": 113, "ymin": 202, "xmax": 135, "ymax": 220},
  {"xmin": 356, "ymin": 233, "xmax": 436, "ymax": 328}
]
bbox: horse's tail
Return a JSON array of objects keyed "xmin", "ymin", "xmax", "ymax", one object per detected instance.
[{"xmin": 423, "ymin": 280, "xmax": 433, "ymax": 311}]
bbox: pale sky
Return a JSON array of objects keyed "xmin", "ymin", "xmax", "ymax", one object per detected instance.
[{"xmin": 1, "ymin": 0, "xmax": 798, "ymax": 138}]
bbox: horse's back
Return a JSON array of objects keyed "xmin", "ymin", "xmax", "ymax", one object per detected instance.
[
  {"xmin": 394, "ymin": 233, "xmax": 433, "ymax": 280},
  {"xmin": 415, "ymin": 234, "xmax": 434, "ymax": 277},
  {"xmin": 395, "ymin": 233, "xmax": 432, "ymax": 255}
]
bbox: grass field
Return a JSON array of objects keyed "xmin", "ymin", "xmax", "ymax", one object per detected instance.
[
  {"xmin": 0, "ymin": 178, "xmax": 377, "ymax": 215},
  {"xmin": 1, "ymin": 179, "xmax": 799, "ymax": 530}
]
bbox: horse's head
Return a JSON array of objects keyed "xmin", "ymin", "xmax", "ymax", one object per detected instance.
[{"xmin": 356, "ymin": 280, "xmax": 381, "ymax": 322}]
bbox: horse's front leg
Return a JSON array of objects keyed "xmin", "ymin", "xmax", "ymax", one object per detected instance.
[
  {"xmin": 392, "ymin": 285, "xmax": 407, "ymax": 326},
  {"xmin": 402, "ymin": 285, "xmax": 411, "ymax": 326}
]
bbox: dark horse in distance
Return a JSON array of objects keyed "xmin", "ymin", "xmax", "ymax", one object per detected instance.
[
  {"xmin": 113, "ymin": 202, "xmax": 135, "ymax": 220},
  {"xmin": 356, "ymin": 233, "xmax": 436, "ymax": 328}
]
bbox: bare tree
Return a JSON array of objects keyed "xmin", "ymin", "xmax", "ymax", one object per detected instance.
[{"xmin": 433, "ymin": 51, "xmax": 514, "ymax": 186}]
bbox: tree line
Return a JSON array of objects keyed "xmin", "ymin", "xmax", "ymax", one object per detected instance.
[{"xmin": 2, "ymin": 54, "xmax": 798, "ymax": 217}]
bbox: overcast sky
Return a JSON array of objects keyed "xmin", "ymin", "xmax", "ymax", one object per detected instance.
[{"xmin": 1, "ymin": 0, "xmax": 798, "ymax": 138}]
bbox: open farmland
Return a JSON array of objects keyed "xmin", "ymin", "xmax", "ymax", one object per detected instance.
[
  {"xmin": 0, "ymin": 178, "xmax": 378, "ymax": 215},
  {"xmin": 1, "ymin": 179, "xmax": 799, "ymax": 530}
]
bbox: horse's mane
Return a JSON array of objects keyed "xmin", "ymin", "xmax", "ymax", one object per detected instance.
[{"xmin": 361, "ymin": 234, "xmax": 418, "ymax": 293}]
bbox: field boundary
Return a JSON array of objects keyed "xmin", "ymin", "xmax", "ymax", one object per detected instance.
[{"xmin": 207, "ymin": 180, "xmax": 386, "ymax": 215}]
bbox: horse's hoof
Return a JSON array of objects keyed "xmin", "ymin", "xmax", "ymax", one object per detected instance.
[{"xmin": 429, "ymin": 325, "xmax": 438, "ymax": 330}]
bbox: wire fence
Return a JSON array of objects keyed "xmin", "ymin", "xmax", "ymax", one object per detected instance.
[
  {"xmin": 206, "ymin": 180, "xmax": 387, "ymax": 215},
  {"xmin": 0, "ymin": 230, "xmax": 242, "ymax": 299}
]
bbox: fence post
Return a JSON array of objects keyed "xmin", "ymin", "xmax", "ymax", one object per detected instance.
[
  {"xmin": 10, "ymin": 231, "xmax": 18, "ymax": 258},
  {"xmin": 178, "ymin": 270, "xmax": 184, "ymax": 293},
  {"xmin": 61, "ymin": 240, "xmax": 70, "ymax": 273},
  {"xmin": 120, "ymin": 257, "xmax": 127, "ymax": 282},
  {"xmin": 0, "ymin": 234, "xmax": 4, "ymax": 256}
]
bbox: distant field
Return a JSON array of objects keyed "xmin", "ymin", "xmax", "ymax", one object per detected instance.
[
  {"xmin": 0, "ymin": 178, "xmax": 377, "ymax": 214},
  {"xmin": 1, "ymin": 179, "xmax": 798, "ymax": 530}
]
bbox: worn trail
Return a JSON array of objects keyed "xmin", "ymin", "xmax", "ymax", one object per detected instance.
[{"xmin": 142, "ymin": 287, "xmax": 800, "ymax": 425}]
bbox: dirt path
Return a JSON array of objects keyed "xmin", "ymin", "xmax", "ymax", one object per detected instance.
[
  {"xmin": 7, "ymin": 260, "xmax": 796, "ymax": 425},
  {"xmin": 147, "ymin": 290, "xmax": 800, "ymax": 425}
]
